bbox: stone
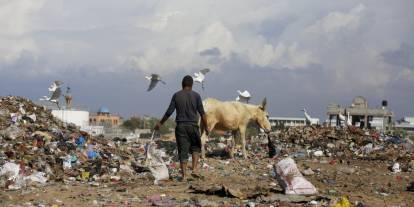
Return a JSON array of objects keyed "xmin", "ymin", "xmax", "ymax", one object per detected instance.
[{"xmin": 303, "ymin": 168, "xmax": 315, "ymax": 176}]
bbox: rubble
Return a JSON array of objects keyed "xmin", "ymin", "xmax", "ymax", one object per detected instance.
[
  {"xmin": 0, "ymin": 96, "xmax": 149, "ymax": 189},
  {"xmin": 1, "ymin": 96, "xmax": 413, "ymax": 206}
]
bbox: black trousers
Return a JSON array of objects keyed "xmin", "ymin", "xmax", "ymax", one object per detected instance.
[{"xmin": 175, "ymin": 123, "xmax": 201, "ymax": 162}]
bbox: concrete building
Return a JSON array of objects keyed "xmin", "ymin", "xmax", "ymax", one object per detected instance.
[
  {"xmin": 269, "ymin": 117, "xmax": 307, "ymax": 129},
  {"xmin": 395, "ymin": 117, "xmax": 414, "ymax": 134},
  {"xmin": 326, "ymin": 96, "xmax": 393, "ymax": 130},
  {"xmin": 51, "ymin": 109, "xmax": 104, "ymax": 136},
  {"xmin": 51, "ymin": 109, "xmax": 89, "ymax": 128},
  {"xmin": 89, "ymin": 107, "xmax": 122, "ymax": 128}
]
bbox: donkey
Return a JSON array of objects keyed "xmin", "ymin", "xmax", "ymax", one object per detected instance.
[{"xmin": 200, "ymin": 98, "xmax": 271, "ymax": 159}]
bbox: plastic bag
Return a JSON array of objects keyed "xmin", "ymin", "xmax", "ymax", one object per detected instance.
[
  {"xmin": 24, "ymin": 172, "xmax": 48, "ymax": 185},
  {"xmin": 145, "ymin": 143, "xmax": 169, "ymax": 184},
  {"xmin": 1, "ymin": 125, "xmax": 23, "ymax": 140},
  {"xmin": 331, "ymin": 197, "xmax": 352, "ymax": 207},
  {"xmin": 63, "ymin": 155, "xmax": 72, "ymax": 170},
  {"xmin": 274, "ymin": 157, "xmax": 318, "ymax": 195},
  {"xmin": 0, "ymin": 162, "xmax": 20, "ymax": 180}
]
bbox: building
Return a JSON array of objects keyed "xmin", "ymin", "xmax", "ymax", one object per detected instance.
[
  {"xmin": 269, "ymin": 117, "xmax": 307, "ymax": 129},
  {"xmin": 51, "ymin": 109, "xmax": 104, "ymax": 136},
  {"xmin": 326, "ymin": 96, "xmax": 393, "ymax": 130},
  {"xmin": 89, "ymin": 107, "xmax": 122, "ymax": 128},
  {"xmin": 51, "ymin": 109, "xmax": 89, "ymax": 128},
  {"xmin": 395, "ymin": 117, "xmax": 414, "ymax": 134}
]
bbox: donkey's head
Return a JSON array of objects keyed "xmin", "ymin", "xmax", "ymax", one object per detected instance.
[{"xmin": 255, "ymin": 98, "xmax": 271, "ymax": 133}]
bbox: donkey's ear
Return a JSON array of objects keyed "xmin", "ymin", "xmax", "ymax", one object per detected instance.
[{"xmin": 260, "ymin": 97, "xmax": 267, "ymax": 110}]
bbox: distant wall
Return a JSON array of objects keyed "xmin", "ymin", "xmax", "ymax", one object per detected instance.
[{"xmin": 52, "ymin": 110, "xmax": 89, "ymax": 128}]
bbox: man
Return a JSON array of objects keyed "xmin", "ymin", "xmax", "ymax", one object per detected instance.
[{"xmin": 154, "ymin": 75, "xmax": 209, "ymax": 181}]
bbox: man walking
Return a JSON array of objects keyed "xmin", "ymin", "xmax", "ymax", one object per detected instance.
[{"xmin": 154, "ymin": 75, "xmax": 209, "ymax": 181}]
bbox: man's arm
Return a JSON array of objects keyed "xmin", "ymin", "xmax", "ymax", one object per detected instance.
[
  {"xmin": 196, "ymin": 94, "xmax": 209, "ymax": 134},
  {"xmin": 155, "ymin": 94, "xmax": 175, "ymax": 130}
]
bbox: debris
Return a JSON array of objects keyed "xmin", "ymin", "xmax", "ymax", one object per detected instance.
[
  {"xmin": 303, "ymin": 168, "xmax": 315, "ymax": 176},
  {"xmin": 274, "ymin": 158, "xmax": 318, "ymax": 195},
  {"xmin": 331, "ymin": 197, "xmax": 352, "ymax": 207},
  {"xmin": 260, "ymin": 194, "xmax": 318, "ymax": 203},
  {"xmin": 197, "ymin": 199, "xmax": 219, "ymax": 207},
  {"xmin": 392, "ymin": 163, "xmax": 401, "ymax": 173},
  {"xmin": 147, "ymin": 194, "xmax": 176, "ymax": 207},
  {"xmin": 190, "ymin": 183, "xmax": 250, "ymax": 199},
  {"xmin": 313, "ymin": 150, "xmax": 324, "ymax": 157},
  {"xmin": 145, "ymin": 142, "xmax": 169, "ymax": 184},
  {"xmin": 407, "ymin": 182, "xmax": 414, "ymax": 192}
]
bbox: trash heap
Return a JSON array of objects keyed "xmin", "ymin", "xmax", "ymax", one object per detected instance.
[
  {"xmin": 266, "ymin": 125, "xmax": 414, "ymax": 171},
  {"xmin": 0, "ymin": 96, "xmax": 143, "ymax": 190}
]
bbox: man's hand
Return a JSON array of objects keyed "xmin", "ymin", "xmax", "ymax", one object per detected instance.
[
  {"xmin": 204, "ymin": 127, "xmax": 211, "ymax": 136},
  {"xmin": 154, "ymin": 122, "xmax": 162, "ymax": 131}
]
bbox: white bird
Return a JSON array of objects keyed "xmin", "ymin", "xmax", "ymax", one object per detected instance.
[
  {"xmin": 40, "ymin": 80, "xmax": 63, "ymax": 109},
  {"xmin": 338, "ymin": 112, "xmax": 346, "ymax": 122},
  {"xmin": 48, "ymin": 80, "xmax": 63, "ymax": 92},
  {"xmin": 338, "ymin": 111, "xmax": 352, "ymax": 126},
  {"xmin": 346, "ymin": 111, "xmax": 352, "ymax": 126},
  {"xmin": 145, "ymin": 74, "xmax": 166, "ymax": 91},
  {"xmin": 193, "ymin": 68, "xmax": 210, "ymax": 90},
  {"xmin": 235, "ymin": 90, "xmax": 251, "ymax": 103},
  {"xmin": 301, "ymin": 108, "xmax": 319, "ymax": 125}
]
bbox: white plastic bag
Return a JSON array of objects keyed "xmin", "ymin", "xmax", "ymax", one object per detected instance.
[
  {"xmin": 145, "ymin": 143, "xmax": 169, "ymax": 184},
  {"xmin": 24, "ymin": 172, "xmax": 48, "ymax": 185},
  {"xmin": 63, "ymin": 155, "xmax": 72, "ymax": 170},
  {"xmin": 275, "ymin": 158, "xmax": 318, "ymax": 195},
  {"xmin": 0, "ymin": 162, "xmax": 20, "ymax": 180}
]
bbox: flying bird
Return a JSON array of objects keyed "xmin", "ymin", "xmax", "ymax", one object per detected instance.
[
  {"xmin": 193, "ymin": 68, "xmax": 210, "ymax": 90},
  {"xmin": 145, "ymin": 74, "xmax": 166, "ymax": 91},
  {"xmin": 40, "ymin": 80, "xmax": 63, "ymax": 109},
  {"xmin": 235, "ymin": 90, "xmax": 251, "ymax": 103},
  {"xmin": 48, "ymin": 81, "xmax": 63, "ymax": 92}
]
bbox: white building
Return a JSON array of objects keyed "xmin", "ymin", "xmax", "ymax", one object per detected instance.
[
  {"xmin": 395, "ymin": 117, "xmax": 414, "ymax": 134},
  {"xmin": 51, "ymin": 109, "xmax": 104, "ymax": 136},
  {"xmin": 269, "ymin": 117, "xmax": 307, "ymax": 128},
  {"xmin": 52, "ymin": 109, "xmax": 89, "ymax": 127}
]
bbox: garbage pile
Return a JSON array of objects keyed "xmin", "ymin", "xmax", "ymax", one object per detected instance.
[
  {"xmin": 0, "ymin": 96, "xmax": 145, "ymax": 190},
  {"xmin": 266, "ymin": 126, "xmax": 414, "ymax": 170}
]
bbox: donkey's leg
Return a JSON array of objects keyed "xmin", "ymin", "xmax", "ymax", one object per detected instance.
[
  {"xmin": 239, "ymin": 127, "xmax": 248, "ymax": 159},
  {"xmin": 229, "ymin": 131, "xmax": 237, "ymax": 158},
  {"xmin": 200, "ymin": 121, "xmax": 207, "ymax": 159}
]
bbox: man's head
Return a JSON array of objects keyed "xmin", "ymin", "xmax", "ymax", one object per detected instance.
[{"xmin": 182, "ymin": 75, "xmax": 193, "ymax": 89}]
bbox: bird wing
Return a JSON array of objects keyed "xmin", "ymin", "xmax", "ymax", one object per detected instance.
[
  {"xmin": 147, "ymin": 80, "xmax": 158, "ymax": 91},
  {"xmin": 338, "ymin": 113, "xmax": 346, "ymax": 121},
  {"xmin": 151, "ymin": 74, "xmax": 160, "ymax": 79},
  {"xmin": 240, "ymin": 90, "xmax": 251, "ymax": 98},
  {"xmin": 48, "ymin": 82, "xmax": 57, "ymax": 92},
  {"xmin": 303, "ymin": 111, "xmax": 312, "ymax": 122},
  {"xmin": 54, "ymin": 80, "xmax": 63, "ymax": 86},
  {"xmin": 200, "ymin": 68, "xmax": 210, "ymax": 75},
  {"xmin": 50, "ymin": 87, "xmax": 62, "ymax": 101}
]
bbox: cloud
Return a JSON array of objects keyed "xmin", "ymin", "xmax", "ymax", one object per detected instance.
[
  {"xmin": 306, "ymin": 4, "xmax": 366, "ymax": 35},
  {"xmin": 382, "ymin": 43, "xmax": 414, "ymax": 69},
  {"xmin": 0, "ymin": 0, "xmax": 413, "ymax": 119}
]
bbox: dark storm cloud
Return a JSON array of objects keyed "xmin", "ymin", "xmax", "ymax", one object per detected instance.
[
  {"xmin": 382, "ymin": 44, "xmax": 414, "ymax": 69},
  {"xmin": 0, "ymin": 0, "xmax": 413, "ymax": 120}
]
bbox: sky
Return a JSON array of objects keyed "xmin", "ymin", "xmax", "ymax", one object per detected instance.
[{"xmin": 0, "ymin": 0, "xmax": 413, "ymax": 120}]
